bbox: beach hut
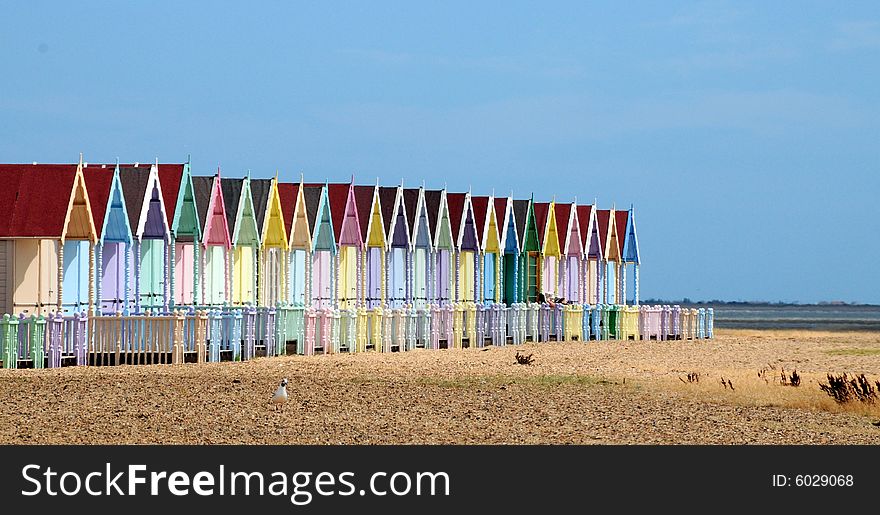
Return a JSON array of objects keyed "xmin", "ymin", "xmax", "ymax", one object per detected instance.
[
  {"xmin": 597, "ymin": 209, "xmax": 623, "ymax": 305},
  {"xmin": 577, "ymin": 204, "xmax": 603, "ymax": 305},
  {"xmin": 495, "ymin": 196, "xmax": 520, "ymax": 305},
  {"xmin": 0, "ymin": 161, "xmax": 97, "ymax": 316},
  {"xmin": 251, "ymin": 178, "xmax": 289, "ymax": 307},
  {"xmin": 278, "ymin": 180, "xmax": 309, "ymax": 307},
  {"xmin": 120, "ymin": 163, "xmax": 171, "ymax": 312},
  {"xmin": 424, "ymin": 190, "xmax": 454, "ymax": 305},
  {"xmin": 157, "ymin": 161, "xmax": 200, "ymax": 308},
  {"xmin": 446, "ymin": 192, "xmax": 479, "ymax": 303},
  {"xmin": 83, "ymin": 163, "xmax": 132, "ymax": 315},
  {"xmin": 327, "ymin": 181, "xmax": 362, "ymax": 309},
  {"xmin": 192, "ymin": 173, "xmax": 231, "ymax": 306},
  {"xmin": 222, "ymin": 177, "xmax": 260, "ymax": 306},
  {"xmin": 514, "ymin": 198, "xmax": 540, "ymax": 303},
  {"xmin": 555, "ymin": 201, "xmax": 582, "ymax": 303},
  {"xmin": 471, "ymin": 195, "xmax": 501, "ymax": 303},
  {"xmin": 621, "ymin": 207, "xmax": 641, "ymax": 305},
  {"xmin": 354, "ymin": 184, "xmax": 385, "ymax": 308},
  {"xmin": 404, "ymin": 187, "xmax": 432, "ymax": 308},
  {"xmin": 379, "ymin": 186, "xmax": 410, "ymax": 309},
  {"xmin": 303, "ymin": 184, "xmax": 335, "ymax": 308},
  {"xmin": 533, "ymin": 201, "xmax": 561, "ymax": 300}
]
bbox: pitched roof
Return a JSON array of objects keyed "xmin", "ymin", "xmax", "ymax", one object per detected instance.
[
  {"xmin": 327, "ymin": 183, "xmax": 351, "ymax": 243},
  {"xmin": 249, "ymin": 179, "xmax": 272, "ymax": 234},
  {"xmin": 302, "ymin": 184, "xmax": 323, "ymax": 233},
  {"xmin": 276, "ymin": 182, "xmax": 299, "ymax": 239},
  {"xmin": 156, "ymin": 164, "xmax": 184, "ymax": 228},
  {"xmin": 597, "ymin": 209, "xmax": 611, "ymax": 251},
  {"xmin": 81, "ymin": 166, "xmax": 116, "ymax": 233},
  {"xmin": 423, "ymin": 190, "xmax": 442, "ymax": 240},
  {"xmin": 470, "ymin": 196, "xmax": 489, "ymax": 248},
  {"xmin": 494, "ymin": 197, "xmax": 512, "ymax": 247},
  {"xmin": 513, "ymin": 200, "xmax": 530, "ymax": 249},
  {"xmin": 615, "ymin": 210, "xmax": 629, "ymax": 256},
  {"xmin": 554, "ymin": 202, "xmax": 572, "ymax": 249},
  {"xmin": 0, "ymin": 164, "xmax": 80, "ymax": 237},
  {"xmin": 533, "ymin": 202, "xmax": 550, "ymax": 248},
  {"xmin": 353, "ymin": 185, "xmax": 375, "ymax": 242},
  {"xmin": 378, "ymin": 186, "xmax": 397, "ymax": 235},
  {"xmin": 220, "ymin": 178, "xmax": 244, "ymax": 238},
  {"xmin": 577, "ymin": 205, "xmax": 593, "ymax": 248},
  {"xmin": 403, "ymin": 188, "xmax": 419, "ymax": 236},
  {"xmin": 445, "ymin": 193, "xmax": 466, "ymax": 242},
  {"xmin": 191, "ymin": 176, "xmax": 215, "ymax": 230},
  {"xmin": 119, "ymin": 165, "xmax": 155, "ymax": 232}
]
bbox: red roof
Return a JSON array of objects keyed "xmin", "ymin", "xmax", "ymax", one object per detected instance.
[
  {"xmin": 327, "ymin": 183, "xmax": 351, "ymax": 243},
  {"xmin": 494, "ymin": 197, "xmax": 509, "ymax": 245},
  {"xmin": 156, "ymin": 164, "xmax": 184, "ymax": 229},
  {"xmin": 615, "ymin": 210, "xmax": 629, "ymax": 256},
  {"xmin": 533, "ymin": 202, "xmax": 549, "ymax": 248},
  {"xmin": 276, "ymin": 182, "xmax": 299, "ymax": 239},
  {"xmin": 82, "ymin": 166, "xmax": 116, "ymax": 234},
  {"xmin": 597, "ymin": 209, "xmax": 611, "ymax": 252},
  {"xmin": 554, "ymin": 202, "xmax": 572, "ymax": 250},
  {"xmin": 470, "ymin": 196, "xmax": 489, "ymax": 248},
  {"xmin": 576, "ymin": 205, "xmax": 593, "ymax": 248},
  {"xmin": 0, "ymin": 164, "xmax": 80, "ymax": 238},
  {"xmin": 446, "ymin": 193, "xmax": 466, "ymax": 242}
]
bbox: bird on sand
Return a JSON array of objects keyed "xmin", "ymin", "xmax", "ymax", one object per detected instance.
[{"xmin": 269, "ymin": 378, "xmax": 288, "ymax": 411}]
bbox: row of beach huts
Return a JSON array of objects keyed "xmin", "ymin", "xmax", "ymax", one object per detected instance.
[{"xmin": 0, "ymin": 157, "xmax": 712, "ymax": 369}]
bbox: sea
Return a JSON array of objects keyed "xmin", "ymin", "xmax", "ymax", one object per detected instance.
[{"xmin": 698, "ymin": 304, "xmax": 880, "ymax": 331}]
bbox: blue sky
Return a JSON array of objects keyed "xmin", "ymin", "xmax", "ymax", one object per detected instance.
[{"xmin": 1, "ymin": 1, "xmax": 878, "ymax": 303}]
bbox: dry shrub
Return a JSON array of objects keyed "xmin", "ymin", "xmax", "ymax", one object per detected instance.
[
  {"xmin": 515, "ymin": 352, "xmax": 534, "ymax": 366},
  {"xmin": 818, "ymin": 373, "xmax": 879, "ymax": 404}
]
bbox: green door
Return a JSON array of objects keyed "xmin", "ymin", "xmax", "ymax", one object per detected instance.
[{"xmin": 503, "ymin": 253, "xmax": 517, "ymax": 305}]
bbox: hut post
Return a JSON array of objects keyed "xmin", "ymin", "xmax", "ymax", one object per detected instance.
[
  {"xmin": 134, "ymin": 239, "xmax": 141, "ymax": 314},
  {"xmin": 355, "ymin": 246, "xmax": 362, "ymax": 308},
  {"xmin": 454, "ymin": 251, "xmax": 460, "ymax": 303},
  {"xmin": 95, "ymin": 242, "xmax": 103, "ymax": 314},
  {"xmin": 621, "ymin": 262, "xmax": 627, "ymax": 306},
  {"xmin": 57, "ymin": 239, "xmax": 64, "ymax": 312},
  {"xmin": 169, "ymin": 237, "xmax": 176, "ymax": 308},
  {"xmin": 634, "ymin": 264, "xmax": 640, "ymax": 306},
  {"xmin": 381, "ymin": 247, "xmax": 387, "ymax": 307},
  {"xmin": 193, "ymin": 241, "xmax": 200, "ymax": 306},
  {"xmin": 88, "ymin": 241, "xmax": 95, "ymax": 316},
  {"xmin": 333, "ymin": 249, "xmax": 339, "ymax": 310},
  {"xmin": 201, "ymin": 243, "xmax": 207, "ymax": 306},
  {"xmin": 163, "ymin": 237, "xmax": 170, "ymax": 312},
  {"xmin": 124, "ymin": 241, "xmax": 131, "ymax": 315}
]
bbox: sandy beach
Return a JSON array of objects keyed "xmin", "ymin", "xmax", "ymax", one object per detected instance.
[{"xmin": 1, "ymin": 329, "xmax": 878, "ymax": 444}]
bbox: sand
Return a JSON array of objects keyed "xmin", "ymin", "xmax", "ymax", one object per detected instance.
[{"xmin": 1, "ymin": 329, "xmax": 878, "ymax": 444}]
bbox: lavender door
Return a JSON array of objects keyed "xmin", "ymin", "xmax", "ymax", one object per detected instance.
[
  {"xmin": 435, "ymin": 249, "xmax": 450, "ymax": 304},
  {"xmin": 101, "ymin": 242, "xmax": 126, "ymax": 314},
  {"xmin": 366, "ymin": 247, "xmax": 382, "ymax": 308}
]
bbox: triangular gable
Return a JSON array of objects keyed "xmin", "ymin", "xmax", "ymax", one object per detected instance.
[
  {"xmin": 457, "ymin": 194, "xmax": 478, "ymax": 251},
  {"xmin": 423, "ymin": 190, "xmax": 443, "ymax": 248},
  {"xmin": 555, "ymin": 202, "xmax": 581, "ymax": 256},
  {"xmin": 615, "ymin": 210, "xmax": 629, "ymax": 258},
  {"xmin": 328, "ymin": 183, "xmax": 362, "ymax": 247},
  {"xmin": 158, "ymin": 164, "xmax": 199, "ymax": 241},
  {"xmin": 622, "ymin": 208, "xmax": 640, "ymax": 264},
  {"xmin": 386, "ymin": 186, "xmax": 410, "ymax": 249},
  {"xmin": 410, "ymin": 188, "xmax": 432, "ymax": 249},
  {"xmin": 278, "ymin": 182, "xmax": 310, "ymax": 250},
  {"xmin": 518, "ymin": 200, "xmax": 540, "ymax": 253},
  {"xmin": 470, "ymin": 196, "xmax": 489, "ymax": 250},
  {"xmin": 120, "ymin": 165, "xmax": 169, "ymax": 239},
  {"xmin": 63, "ymin": 163, "xmax": 98, "ymax": 242},
  {"xmin": 598, "ymin": 209, "xmax": 620, "ymax": 261},
  {"xmin": 403, "ymin": 188, "xmax": 419, "ymax": 240},
  {"xmin": 200, "ymin": 175, "xmax": 231, "ymax": 248},
  {"xmin": 260, "ymin": 179, "xmax": 288, "ymax": 248},
  {"xmin": 496, "ymin": 197, "xmax": 519, "ymax": 254},
  {"xmin": 578, "ymin": 205, "xmax": 602, "ymax": 260},
  {"xmin": 307, "ymin": 185, "xmax": 335, "ymax": 253},
  {"xmin": 353, "ymin": 185, "xmax": 375, "ymax": 244},
  {"xmin": 432, "ymin": 190, "xmax": 454, "ymax": 251},
  {"xmin": 474, "ymin": 196, "xmax": 500, "ymax": 253},
  {"xmin": 83, "ymin": 165, "xmax": 132, "ymax": 244},
  {"xmin": 365, "ymin": 186, "xmax": 386, "ymax": 248},
  {"xmin": 378, "ymin": 186, "xmax": 397, "ymax": 238},
  {"xmin": 249, "ymin": 179, "xmax": 272, "ymax": 236}
]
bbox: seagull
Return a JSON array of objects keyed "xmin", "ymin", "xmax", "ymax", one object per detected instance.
[{"xmin": 269, "ymin": 378, "xmax": 288, "ymax": 411}]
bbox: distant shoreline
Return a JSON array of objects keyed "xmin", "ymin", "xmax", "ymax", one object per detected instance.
[{"xmin": 642, "ymin": 300, "xmax": 880, "ymax": 308}]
